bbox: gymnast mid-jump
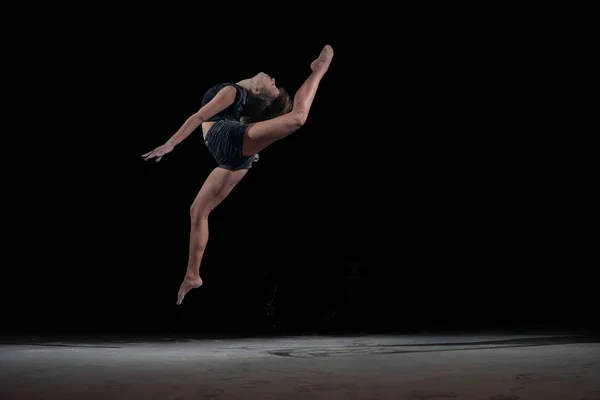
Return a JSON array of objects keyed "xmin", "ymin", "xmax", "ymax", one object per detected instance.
[{"xmin": 143, "ymin": 45, "xmax": 334, "ymax": 305}]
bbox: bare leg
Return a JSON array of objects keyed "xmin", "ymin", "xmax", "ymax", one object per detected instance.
[
  {"xmin": 242, "ymin": 45, "xmax": 334, "ymax": 155},
  {"xmin": 177, "ymin": 167, "xmax": 248, "ymax": 305}
]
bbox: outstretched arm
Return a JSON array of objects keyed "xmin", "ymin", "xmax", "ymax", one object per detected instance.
[
  {"xmin": 143, "ymin": 85, "xmax": 238, "ymax": 161},
  {"xmin": 167, "ymin": 85, "xmax": 238, "ymax": 147}
]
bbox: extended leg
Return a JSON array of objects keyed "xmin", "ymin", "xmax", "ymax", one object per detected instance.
[
  {"xmin": 177, "ymin": 167, "xmax": 248, "ymax": 305},
  {"xmin": 242, "ymin": 45, "xmax": 334, "ymax": 156}
]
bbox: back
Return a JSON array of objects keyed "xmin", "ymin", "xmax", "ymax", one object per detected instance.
[{"xmin": 201, "ymin": 83, "xmax": 247, "ymax": 122}]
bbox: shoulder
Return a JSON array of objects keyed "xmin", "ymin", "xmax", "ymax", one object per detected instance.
[
  {"xmin": 210, "ymin": 82, "xmax": 244, "ymax": 92},
  {"xmin": 202, "ymin": 83, "xmax": 243, "ymax": 104},
  {"xmin": 219, "ymin": 83, "xmax": 247, "ymax": 105},
  {"xmin": 213, "ymin": 82, "xmax": 245, "ymax": 96}
]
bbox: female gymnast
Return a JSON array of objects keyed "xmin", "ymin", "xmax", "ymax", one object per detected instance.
[{"xmin": 142, "ymin": 45, "xmax": 334, "ymax": 305}]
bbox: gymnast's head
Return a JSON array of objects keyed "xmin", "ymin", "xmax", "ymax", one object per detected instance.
[
  {"xmin": 249, "ymin": 72, "xmax": 279, "ymax": 98},
  {"xmin": 241, "ymin": 72, "xmax": 292, "ymax": 123}
]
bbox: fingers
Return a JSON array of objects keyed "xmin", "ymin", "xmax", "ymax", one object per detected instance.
[
  {"xmin": 142, "ymin": 144, "xmax": 171, "ymax": 162},
  {"xmin": 142, "ymin": 148, "xmax": 161, "ymax": 161},
  {"xmin": 142, "ymin": 149, "xmax": 157, "ymax": 159},
  {"xmin": 143, "ymin": 152, "xmax": 165, "ymax": 162}
]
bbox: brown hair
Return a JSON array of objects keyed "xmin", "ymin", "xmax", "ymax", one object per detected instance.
[{"xmin": 240, "ymin": 86, "xmax": 293, "ymax": 124}]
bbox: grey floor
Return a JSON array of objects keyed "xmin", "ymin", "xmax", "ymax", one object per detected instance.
[{"xmin": 1, "ymin": 333, "xmax": 598, "ymax": 399}]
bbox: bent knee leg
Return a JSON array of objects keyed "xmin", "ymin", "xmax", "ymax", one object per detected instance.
[
  {"xmin": 285, "ymin": 109, "xmax": 307, "ymax": 129},
  {"xmin": 294, "ymin": 109, "xmax": 308, "ymax": 127},
  {"xmin": 247, "ymin": 110, "xmax": 306, "ymax": 140},
  {"xmin": 275, "ymin": 109, "xmax": 308, "ymax": 131}
]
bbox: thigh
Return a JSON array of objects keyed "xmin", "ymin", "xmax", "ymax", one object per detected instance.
[
  {"xmin": 192, "ymin": 167, "xmax": 248, "ymax": 214},
  {"xmin": 242, "ymin": 112, "xmax": 302, "ymax": 156}
]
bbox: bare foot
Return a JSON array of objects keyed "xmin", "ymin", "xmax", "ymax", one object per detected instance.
[
  {"xmin": 310, "ymin": 44, "xmax": 334, "ymax": 73},
  {"xmin": 177, "ymin": 275, "xmax": 203, "ymax": 305}
]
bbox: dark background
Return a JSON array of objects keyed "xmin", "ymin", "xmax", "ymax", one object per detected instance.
[{"xmin": 2, "ymin": 10, "xmax": 595, "ymax": 338}]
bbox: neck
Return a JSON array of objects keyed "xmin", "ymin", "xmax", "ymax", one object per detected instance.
[{"xmin": 236, "ymin": 79, "xmax": 253, "ymax": 90}]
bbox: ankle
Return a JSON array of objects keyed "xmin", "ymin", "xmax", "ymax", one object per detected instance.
[{"xmin": 185, "ymin": 270, "xmax": 200, "ymax": 279}]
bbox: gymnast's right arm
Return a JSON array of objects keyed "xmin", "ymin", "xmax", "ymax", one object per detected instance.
[
  {"xmin": 142, "ymin": 86, "xmax": 237, "ymax": 162},
  {"xmin": 165, "ymin": 85, "xmax": 237, "ymax": 147}
]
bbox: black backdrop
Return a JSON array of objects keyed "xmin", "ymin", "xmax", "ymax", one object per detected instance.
[{"xmin": 1, "ymin": 10, "xmax": 594, "ymax": 338}]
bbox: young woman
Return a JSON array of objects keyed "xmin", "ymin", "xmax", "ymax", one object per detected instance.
[{"xmin": 142, "ymin": 45, "xmax": 334, "ymax": 305}]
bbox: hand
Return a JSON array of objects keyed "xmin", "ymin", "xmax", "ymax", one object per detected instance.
[
  {"xmin": 253, "ymin": 153, "xmax": 259, "ymax": 162},
  {"xmin": 142, "ymin": 141, "xmax": 174, "ymax": 162}
]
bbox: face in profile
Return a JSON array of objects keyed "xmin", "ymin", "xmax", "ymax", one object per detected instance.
[{"xmin": 253, "ymin": 72, "xmax": 280, "ymax": 98}]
